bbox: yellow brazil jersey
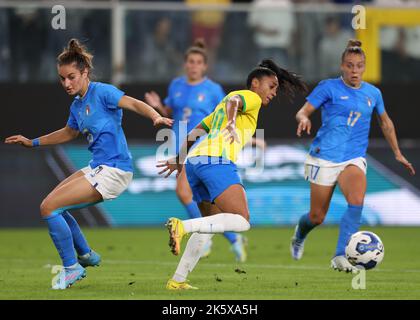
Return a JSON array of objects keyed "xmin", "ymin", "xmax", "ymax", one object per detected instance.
[{"xmin": 188, "ymin": 90, "xmax": 262, "ymax": 163}]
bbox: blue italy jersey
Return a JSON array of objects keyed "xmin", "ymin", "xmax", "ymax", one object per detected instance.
[
  {"xmin": 66, "ymin": 82, "xmax": 133, "ymax": 172},
  {"xmin": 164, "ymin": 76, "xmax": 225, "ymax": 154},
  {"xmin": 307, "ymin": 77, "xmax": 385, "ymax": 163}
]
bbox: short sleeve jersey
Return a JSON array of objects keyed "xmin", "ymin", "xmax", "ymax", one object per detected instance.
[
  {"xmin": 306, "ymin": 77, "xmax": 385, "ymax": 163},
  {"xmin": 66, "ymin": 82, "xmax": 133, "ymax": 172},
  {"xmin": 163, "ymin": 76, "xmax": 225, "ymax": 154},
  {"xmin": 188, "ymin": 90, "xmax": 262, "ymax": 163}
]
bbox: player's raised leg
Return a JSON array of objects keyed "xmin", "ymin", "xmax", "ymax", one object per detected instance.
[
  {"xmin": 198, "ymin": 201, "xmax": 247, "ymax": 262},
  {"xmin": 166, "ymin": 184, "xmax": 250, "ymax": 256},
  {"xmin": 167, "ymin": 185, "xmax": 249, "ymax": 290},
  {"xmin": 175, "ymin": 169, "xmax": 243, "ymax": 259}
]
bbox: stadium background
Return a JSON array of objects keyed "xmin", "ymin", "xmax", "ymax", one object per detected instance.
[{"xmin": 0, "ymin": 0, "xmax": 419, "ymax": 229}]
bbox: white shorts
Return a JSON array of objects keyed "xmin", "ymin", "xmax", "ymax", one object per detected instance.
[
  {"xmin": 304, "ymin": 155, "xmax": 367, "ymax": 187},
  {"xmin": 81, "ymin": 165, "xmax": 133, "ymax": 200}
]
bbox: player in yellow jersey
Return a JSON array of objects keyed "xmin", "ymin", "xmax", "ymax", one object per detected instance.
[{"xmin": 157, "ymin": 59, "xmax": 307, "ymax": 290}]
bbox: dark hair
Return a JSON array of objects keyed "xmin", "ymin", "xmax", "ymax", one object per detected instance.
[
  {"xmin": 341, "ymin": 39, "xmax": 365, "ymax": 62},
  {"xmin": 57, "ymin": 39, "xmax": 94, "ymax": 75},
  {"xmin": 184, "ymin": 38, "xmax": 208, "ymax": 63},
  {"xmin": 246, "ymin": 59, "xmax": 307, "ymax": 99}
]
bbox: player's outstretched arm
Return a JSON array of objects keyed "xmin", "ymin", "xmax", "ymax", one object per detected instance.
[
  {"xmin": 296, "ymin": 102, "xmax": 316, "ymax": 137},
  {"xmin": 4, "ymin": 125, "xmax": 79, "ymax": 148},
  {"xmin": 118, "ymin": 95, "xmax": 173, "ymax": 127},
  {"xmin": 157, "ymin": 123, "xmax": 208, "ymax": 178},
  {"xmin": 377, "ymin": 112, "xmax": 415, "ymax": 175}
]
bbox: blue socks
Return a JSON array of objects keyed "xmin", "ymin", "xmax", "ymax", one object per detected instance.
[
  {"xmin": 295, "ymin": 205, "xmax": 363, "ymax": 256},
  {"xmin": 185, "ymin": 201, "xmax": 202, "ymax": 219},
  {"xmin": 296, "ymin": 213, "xmax": 317, "ymax": 241},
  {"xmin": 223, "ymin": 232, "xmax": 238, "ymax": 244},
  {"xmin": 335, "ymin": 204, "xmax": 363, "ymax": 257},
  {"xmin": 44, "ymin": 213, "xmax": 77, "ymax": 267},
  {"xmin": 62, "ymin": 211, "xmax": 90, "ymax": 256},
  {"xmin": 184, "ymin": 201, "xmax": 238, "ymax": 244}
]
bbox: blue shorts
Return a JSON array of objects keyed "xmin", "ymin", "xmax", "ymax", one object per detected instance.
[{"xmin": 185, "ymin": 156, "xmax": 243, "ymax": 204}]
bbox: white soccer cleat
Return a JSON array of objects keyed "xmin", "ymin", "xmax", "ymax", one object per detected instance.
[
  {"xmin": 290, "ymin": 226, "xmax": 305, "ymax": 260},
  {"xmin": 331, "ymin": 255, "xmax": 359, "ymax": 274}
]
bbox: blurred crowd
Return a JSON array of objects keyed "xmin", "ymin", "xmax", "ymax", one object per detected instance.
[{"xmin": 0, "ymin": 0, "xmax": 419, "ymax": 83}]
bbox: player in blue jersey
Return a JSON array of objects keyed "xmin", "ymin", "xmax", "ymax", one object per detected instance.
[
  {"xmin": 4, "ymin": 39, "xmax": 173, "ymax": 289},
  {"xmin": 145, "ymin": 39, "xmax": 248, "ymax": 262},
  {"xmin": 290, "ymin": 39, "xmax": 415, "ymax": 272}
]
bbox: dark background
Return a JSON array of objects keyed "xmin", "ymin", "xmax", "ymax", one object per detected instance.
[{"xmin": 1, "ymin": 83, "xmax": 418, "ymax": 141}]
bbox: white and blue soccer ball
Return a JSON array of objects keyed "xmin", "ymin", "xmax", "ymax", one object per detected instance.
[{"xmin": 345, "ymin": 231, "xmax": 384, "ymax": 270}]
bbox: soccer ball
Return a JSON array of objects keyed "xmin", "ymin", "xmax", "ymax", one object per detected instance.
[{"xmin": 345, "ymin": 231, "xmax": 384, "ymax": 270}]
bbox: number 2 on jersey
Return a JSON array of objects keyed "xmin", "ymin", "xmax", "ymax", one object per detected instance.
[{"xmin": 347, "ymin": 111, "xmax": 361, "ymax": 127}]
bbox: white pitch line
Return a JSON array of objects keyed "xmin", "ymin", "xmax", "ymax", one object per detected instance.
[{"xmin": 2, "ymin": 258, "xmax": 420, "ymax": 274}]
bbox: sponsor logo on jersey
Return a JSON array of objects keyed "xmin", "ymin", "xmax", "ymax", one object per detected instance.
[{"xmin": 340, "ymin": 96, "xmax": 349, "ymax": 100}]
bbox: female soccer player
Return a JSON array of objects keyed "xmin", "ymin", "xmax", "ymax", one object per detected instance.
[
  {"xmin": 290, "ymin": 39, "xmax": 416, "ymax": 272},
  {"xmin": 145, "ymin": 39, "xmax": 247, "ymax": 262},
  {"xmin": 157, "ymin": 59, "xmax": 307, "ymax": 290},
  {"xmin": 4, "ymin": 39, "xmax": 173, "ymax": 289}
]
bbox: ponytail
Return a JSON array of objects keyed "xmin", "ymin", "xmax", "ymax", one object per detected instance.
[
  {"xmin": 185, "ymin": 38, "xmax": 208, "ymax": 63},
  {"xmin": 341, "ymin": 39, "xmax": 365, "ymax": 62},
  {"xmin": 247, "ymin": 59, "xmax": 307, "ymax": 99}
]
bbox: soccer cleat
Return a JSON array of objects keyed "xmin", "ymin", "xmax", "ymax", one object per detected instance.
[
  {"xmin": 331, "ymin": 255, "xmax": 359, "ymax": 274},
  {"xmin": 165, "ymin": 217, "xmax": 186, "ymax": 256},
  {"xmin": 166, "ymin": 279, "xmax": 198, "ymax": 290},
  {"xmin": 51, "ymin": 263, "xmax": 86, "ymax": 290},
  {"xmin": 290, "ymin": 226, "xmax": 305, "ymax": 260},
  {"xmin": 78, "ymin": 250, "xmax": 101, "ymax": 268},
  {"xmin": 231, "ymin": 234, "xmax": 247, "ymax": 263},
  {"xmin": 200, "ymin": 239, "xmax": 212, "ymax": 258}
]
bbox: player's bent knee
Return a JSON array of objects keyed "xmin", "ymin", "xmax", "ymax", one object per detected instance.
[
  {"xmin": 309, "ymin": 212, "xmax": 325, "ymax": 225},
  {"xmin": 40, "ymin": 199, "xmax": 56, "ymax": 218},
  {"xmin": 40, "ymin": 202, "xmax": 51, "ymax": 218},
  {"xmin": 347, "ymin": 196, "xmax": 364, "ymax": 207}
]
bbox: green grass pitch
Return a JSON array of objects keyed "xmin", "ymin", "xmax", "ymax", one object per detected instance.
[{"xmin": 0, "ymin": 226, "xmax": 419, "ymax": 299}]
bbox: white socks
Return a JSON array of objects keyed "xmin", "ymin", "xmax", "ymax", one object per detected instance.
[
  {"xmin": 173, "ymin": 233, "xmax": 214, "ymax": 283},
  {"xmin": 172, "ymin": 214, "xmax": 250, "ymax": 283},
  {"xmin": 182, "ymin": 213, "xmax": 250, "ymax": 234}
]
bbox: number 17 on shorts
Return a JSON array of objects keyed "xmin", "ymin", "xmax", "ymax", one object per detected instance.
[{"xmin": 305, "ymin": 164, "xmax": 321, "ymax": 183}]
